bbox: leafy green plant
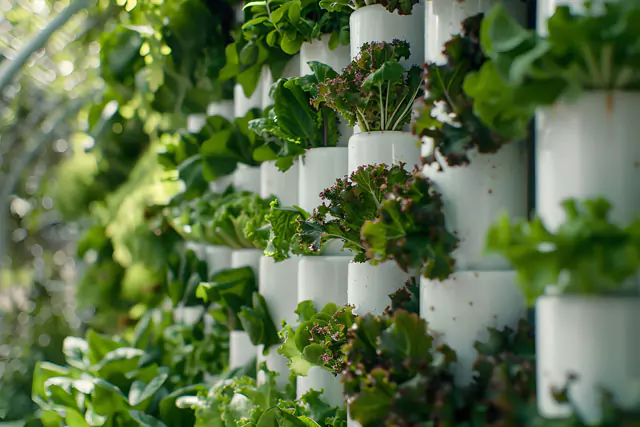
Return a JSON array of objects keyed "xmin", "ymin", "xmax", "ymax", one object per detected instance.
[
  {"xmin": 242, "ymin": 0, "xmax": 351, "ymax": 55},
  {"xmin": 219, "ymin": 6, "xmax": 293, "ymax": 97},
  {"xmin": 413, "ymin": 13, "xmax": 515, "ymax": 168},
  {"xmin": 278, "ymin": 301, "xmax": 355, "ymax": 376},
  {"xmin": 300, "ymin": 164, "xmax": 456, "ymax": 277},
  {"xmin": 384, "ymin": 278, "xmax": 420, "ymax": 315},
  {"xmin": 361, "ymin": 166, "xmax": 458, "ymax": 279},
  {"xmin": 464, "ymin": 0, "xmax": 640, "ymax": 140},
  {"xmin": 32, "ymin": 309, "xmax": 224, "ymax": 427},
  {"xmin": 250, "ymin": 62, "xmax": 341, "ymax": 172},
  {"xmin": 319, "ymin": 0, "xmax": 420, "ymax": 15},
  {"xmin": 486, "ymin": 198, "xmax": 640, "ymax": 305},
  {"xmin": 262, "ymin": 200, "xmax": 316, "ymax": 262},
  {"xmin": 313, "ymin": 40, "xmax": 423, "ymax": 132}
]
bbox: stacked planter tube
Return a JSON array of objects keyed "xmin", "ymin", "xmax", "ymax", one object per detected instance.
[
  {"xmin": 261, "ymin": 57, "xmax": 301, "ymax": 108},
  {"xmin": 419, "ymin": 0, "xmax": 528, "ymax": 387},
  {"xmin": 300, "ymin": 36, "xmax": 352, "ymax": 147},
  {"xmin": 535, "ymin": 93, "xmax": 640, "ymax": 421}
]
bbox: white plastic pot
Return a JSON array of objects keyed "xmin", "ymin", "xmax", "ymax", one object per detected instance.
[
  {"xmin": 232, "ymin": 163, "xmax": 262, "ymax": 194},
  {"xmin": 234, "ymin": 82, "xmax": 263, "ymax": 118},
  {"xmin": 173, "ymin": 306, "xmax": 204, "ymax": 326},
  {"xmin": 229, "ymin": 330, "xmax": 256, "ymax": 370},
  {"xmin": 537, "ymin": 0, "xmax": 611, "ymax": 35},
  {"xmin": 207, "ymin": 100, "xmax": 234, "ymax": 121},
  {"xmin": 185, "ymin": 241, "xmax": 207, "ymax": 259},
  {"xmin": 426, "ymin": 0, "xmax": 527, "ymax": 64},
  {"xmin": 257, "ymin": 345, "xmax": 291, "ymax": 389},
  {"xmin": 187, "ymin": 114, "xmax": 206, "ymax": 133},
  {"xmin": 260, "ymin": 65, "xmax": 275, "ymax": 109},
  {"xmin": 537, "ymin": 296, "xmax": 640, "ymax": 423},
  {"xmin": 350, "ymin": 3, "xmax": 425, "ymax": 68},
  {"xmin": 300, "ymin": 34, "xmax": 350, "ymax": 76},
  {"xmin": 231, "ymin": 248, "xmax": 262, "ymax": 277},
  {"xmin": 420, "ymin": 271, "xmax": 525, "ymax": 385},
  {"xmin": 299, "ymin": 147, "xmax": 348, "ymax": 213},
  {"xmin": 260, "ymin": 160, "xmax": 299, "ymax": 207},
  {"xmin": 348, "ymin": 260, "xmax": 413, "ymax": 315},
  {"xmin": 204, "ymin": 245, "xmax": 233, "ymax": 275},
  {"xmin": 209, "ymin": 174, "xmax": 233, "ymax": 194},
  {"xmin": 348, "ymin": 131, "xmax": 421, "ymax": 173},
  {"xmin": 259, "ymin": 256, "xmax": 299, "ymax": 327},
  {"xmin": 298, "ymin": 256, "xmax": 350, "ymax": 308},
  {"xmin": 536, "ymin": 92, "xmax": 640, "ymax": 231},
  {"xmin": 422, "ymin": 143, "xmax": 528, "ymax": 271},
  {"xmin": 297, "ymin": 366, "xmax": 344, "ymax": 408}
]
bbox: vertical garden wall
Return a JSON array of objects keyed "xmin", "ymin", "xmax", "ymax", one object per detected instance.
[{"xmin": 3, "ymin": 0, "xmax": 640, "ymax": 425}]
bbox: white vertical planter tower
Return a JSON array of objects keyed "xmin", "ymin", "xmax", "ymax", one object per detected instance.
[
  {"xmin": 534, "ymin": 90, "xmax": 640, "ymax": 419},
  {"xmin": 233, "ymin": 164, "xmax": 261, "ymax": 194},
  {"xmin": 300, "ymin": 35, "xmax": 352, "ymax": 147},
  {"xmin": 536, "ymin": 296, "xmax": 640, "ymax": 423},
  {"xmin": 228, "ymin": 248, "xmax": 262, "ymax": 369},
  {"xmin": 419, "ymin": 0, "xmax": 528, "ymax": 386},
  {"xmin": 350, "ymin": 2, "xmax": 425, "ymax": 68},
  {"xmin": 425, "ymin": 0, "xmax": 527, "ymax": 64},
  {"xmin": 261, "ymin": 161, "xmax": 299, "ymax": 207},
  {"xmin": 296, "ymin": 256, "xmax": 350, "ymax": 407}
]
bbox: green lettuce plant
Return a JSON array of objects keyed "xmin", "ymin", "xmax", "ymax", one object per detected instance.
[
  {"xmin": 242, "ymin": 0, "xmax": 351, "ymax": 55},
  {"xmin": 250, "ymin": 62, "xmax": 342, "ymax": 172},
  {"xmin": 299, "ymin": 163, "xmax": 457, "ymax": 279},
  {"xmin": 320, "ymin": 0, "xmax": 419, "ymax": 15},
  {"xmin": 219, "ymin": 7, "xmax": 293, "ymax": 97},
  {"xmin": 413, "ymin": 13, "xmax": 515, "ymax": 168},
  {"xmin": 313, "ymin": 40, "xmax": 423, "ymax": 132},
  {"xmin": 278, "ymin": 301, "xmax": 355, "ymax": 376},
  {"xmin": 262, "ymin": 200, "xmax": 316, "ymax": 262},
  {"xmin": 361, "ymin": 166, "xmax": 458, "ymax": 279},
  {"xmin": 486, "ymin": 198, "xmax": 640, "ymax": 305},
  {"xmin": 464, "ymin": 0, "xmax": 640, "ymax": 140}
]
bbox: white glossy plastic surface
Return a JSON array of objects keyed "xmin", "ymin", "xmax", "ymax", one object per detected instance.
[
  {"xmin": 229, "ymin": 330, "xmax": 255, "ymax": 370},
  {"xmin": 537, "ymin": 296, "xmax": 640, "ymax": 423},
  {"xmin": 232, "ymin": 164, "xmax": 261, "ymax": 193},
  {"xmin": 299, "ymin": 147, "xmax": 348, "ymax": 212},
  {"xmin": 234, "ymin": 82, "xmax": 263, "ymax": 118},
  {"xmin": 420, "ymin": 271, "xmax": 525, "ymax": 385},
  {"xmin": 257, "ymin": 345, "xmax": 290, "ymax": 388},
  {"xmin": 260, "ymin": 160, "xmax": 299, "ymax": 207},
  {"xmin": 203, "ymin": 245, "xmax": 233, "ymax": 275},
  {"xmin": 348, "ymin": 131, "xmax": 421, "ymax": 173},
  {"xmin": 297, "ymin": 367, "xmax": 344, "ymax": 407},
  {"xmin": 209, "ymin": 174, "xmax": 233, "ymax": 193},
  {"xmin": 350, "ymin": 3, "xmax": 425, "ymax": 68},
  {"xmin": 231, "ymin": 248, "xmax": 262, "ymax": 277},
  {"xmin": 207, "ymin": 100, "xmax": 234, "ymax": 121},
  {"xmin": 537, "ymin": 0, "xmax": 611, "ymax": 35},
  {"xmin": 536, "ymin": 92, "xmax": 640, "ymax": 231},
  {"xmin": 426, "ymin": 0, "xmax": 527, "ymax": 63},
  {"xmin": 422, "ymin": 143, "xmax": 528, "ymax": 271},
  {"xmin": 348, "ymin": 260, "xmax": 413, "ymax": 315},
  {"xmin": 298, "ymin": 256, "xmax": 350, "ymax": 308},
  {"xmin": 259, "ymin": 256, "xmax": 299, "ymax": 327},
  {"xmin": 300, "ymin": 35, "xmax": 350, "ymax": 76}
]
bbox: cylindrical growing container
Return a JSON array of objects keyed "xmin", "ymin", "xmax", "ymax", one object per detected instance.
[
  {"xmin": 229, "ymin": 330, "xmax": 255, "ymax": 370},
  {"xmin": 260, "ymin": 160, "xmax": 299, "ymax": 207},
  {"xmin": 209, "ymin": 174, "xmax": 234, "ymax": 194},
  {"xmin": 298, "ymin": 256, "xmax": 350, "ymax": 308},
  {"xmin": 232, "ymin": 164, "xmax": 262, "ymax": 194},
  {"xmin": 350, "ymin": 3, "xmax": 426, "ymax": 68},
  {"xmin": 536, "ymin": 296, "xmax": 640, "ymax": 424},
  {"xmin": 234, "ymin": 82, "xmax": 263, "ymax": 118},
  {"xmin": 231, "ymin": 248, "xmax": 262, "ymax": 276},
  {"xmin": 537, "ymin": 0, "xmax": 610, "ymax": 36},
  {"xmin": 297, "ymin": 366, "xmax": 344, "ymax": 407},
  {"xmin": 257, "ymin": 345, "xmax": 291, "ymax": 388},
  {"xmin": 536, "ymin": 92, "xmax": 640, "ymax": 231},
  {"xmin": 260, "ymin": 65, "xmax": 275, "ymax": 109},
  {"xmin": 173, "ymin": 306, "xmax": 204, "ymax": 326},
  {"xmin": 207, "ymin": 100, "xmax": 235, "ymax": 121},
  {"xmin": 187, "ymin": 114, "xmax": 206, "ymax": 133},
  {"xmin": 204, "ymin": 245, "xmax": 233, "ymax": 276},
  {"xmin": 426, "ymin": 0, "xmax": 527, "ymax": 64},
  {"xmin": 259, "ymin": 256, "xmax": 299, "ymax": 327},
  {"xmin": 185, "ymin": 241, "xmax": 207, "ymax": 260},
  {"xmin": 299, "ymin": 147, "xmax": 348, "ymax": 212},
  {"xmin": 420, "ymin": 271, "xmax": 526, "ymax": 385},
  {"xmin": 422, "ymin": 142, "xmax": 528, "ymax": 271},
  {"xmin": 348, "ymin": 131, "xmax": 421, "ymax": 174},
  {"xmin": 300, "ymin": 34, "xmax": 351, "ymax": 76},
  {"xmin": 348, "ymin": 260, "xmax": 413, "ymax": 315}
]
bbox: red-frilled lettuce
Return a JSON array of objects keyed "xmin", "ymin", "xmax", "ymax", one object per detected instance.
[
  {"xmin": 250, "ymin": 62, "xmax": 341, "ymax": 172},
  {"xmin": 413, "ymin": 13, "xmax": 514, "ymax": 168},
  {"xmin": 361, "ymin": 168, "xmax": 458, "ymax": 280},
  {"xmin": 313, "ymin": 40, "xmax": 422, "ymax": 132}
]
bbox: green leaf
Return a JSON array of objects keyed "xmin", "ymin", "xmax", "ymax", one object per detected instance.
[
  {"xmin": 128, "ymin": 371, "xmax": 169, "ymax": 407},
  {"xmin": 130, "ymin": 411, "xmax": 168, "ymax": 427},
  {"xmin": 238, "ymin": 292, "xmax": 281, "ymax": 348}
]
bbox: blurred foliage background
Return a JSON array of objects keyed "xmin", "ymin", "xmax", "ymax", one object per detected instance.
[{"xmin": 0, "ymin": 0, "xmax": 238, "ymax": 422}]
